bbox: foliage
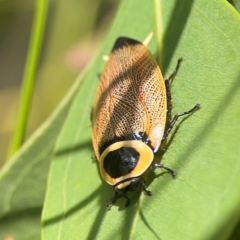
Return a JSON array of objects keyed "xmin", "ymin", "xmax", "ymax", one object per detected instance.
[{"xmin": 1, "ymin": 0, "xmax": 240, "ymax": 239}]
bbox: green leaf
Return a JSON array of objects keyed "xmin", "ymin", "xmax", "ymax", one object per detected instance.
[
  {"xmin": 228, "ymin": 0, "xmax": 240, "ymax": 14},
  {"xmin": 42, "ymin": 0, "xmax": 240, "ymax": 239},
  {"xmin": 0, "ymin": 68, "xmax": 86, "ymax": 239},
  {"xmin": 230, "ymin": 219, "xmax": 240, "ymax": 240}
]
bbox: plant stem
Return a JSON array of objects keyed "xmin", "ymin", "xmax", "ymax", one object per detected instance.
[{"xmin": 6, "ymin": 0, "xmax": 48, "ymax": 161}]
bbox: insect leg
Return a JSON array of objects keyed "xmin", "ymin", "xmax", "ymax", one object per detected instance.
[
  {"xmin": 141, "ymin": 180, "xmax": 152, "ymax": 196},
  {"xmin": 165, "ymin": 57, "xmax": 183, "ymax": 112},
  {"xmin": 162, "ymin": 104, "xmax": 201, "ymax": 140},
  {"xmin": 107, "ymin": 189, "xmax": 130, "ymax": 209},
  {"xmin": 152, "ymin": 163, "xmax": 177, "ymax": 178},
  {"xmin": 107, "ymin": 191, "xmax": 118, "ymax": 209}
]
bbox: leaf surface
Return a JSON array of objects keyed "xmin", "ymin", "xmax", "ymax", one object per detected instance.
[
  {"xmin": 0, "ymin": 65, "xmax": 87, "ymax": 239},
  {"xmin": 42, "ymin": 0, "xmax": 240, "ymax": 239}
]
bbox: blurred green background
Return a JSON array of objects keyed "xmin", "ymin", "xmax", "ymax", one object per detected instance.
[{"xmin": 0, "ymin": 0, "xmax": 120, "ymax": 167}]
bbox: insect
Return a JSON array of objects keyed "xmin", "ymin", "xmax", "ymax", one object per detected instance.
[{"xmin": 91, "ymin": 32, "xmax": 200, "ymax": 208}]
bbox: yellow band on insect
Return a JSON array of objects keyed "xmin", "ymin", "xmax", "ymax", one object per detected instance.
[{"xmin": 99, "ymin": 140, "xmax": 154, "ymax": 186}]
